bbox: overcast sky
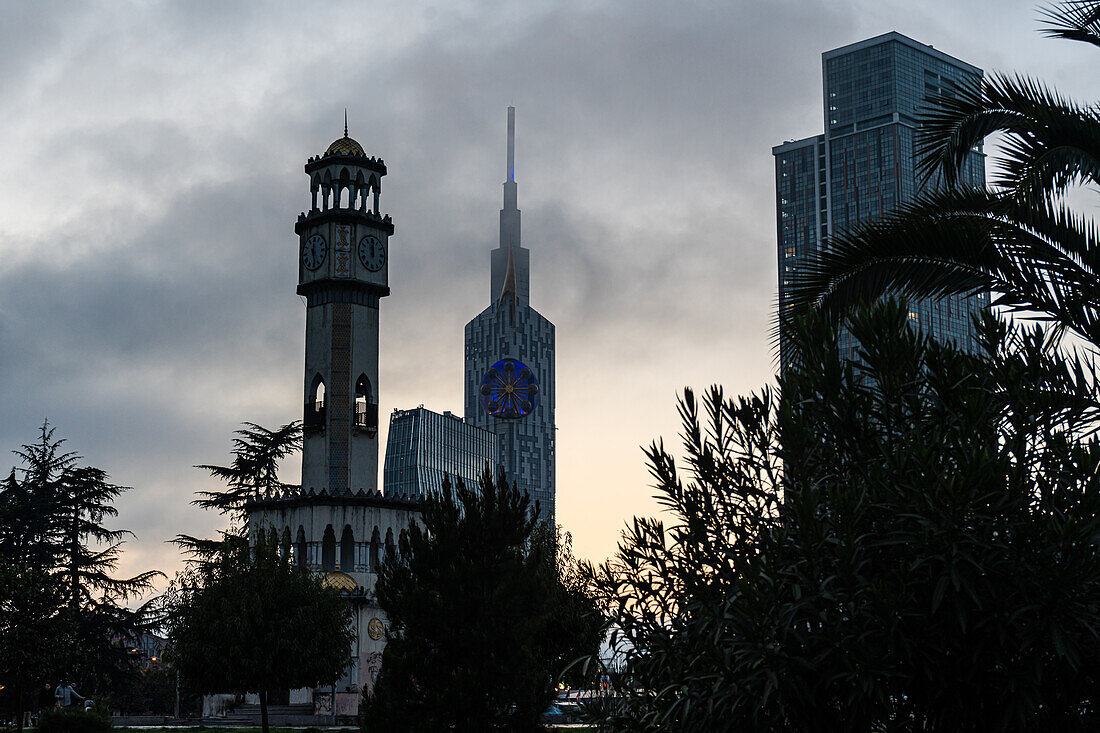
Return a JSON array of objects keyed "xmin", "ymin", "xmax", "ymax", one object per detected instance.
[{"xmin": 1, "ymin": 0, "xmax": 1097, "ymax": 591}]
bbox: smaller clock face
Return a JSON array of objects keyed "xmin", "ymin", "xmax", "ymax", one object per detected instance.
[
  {"xmin": 367, "ymin": 618, "xmax": 385, "ymax": 640},
  {"xmin": 302, "ymin": 234, "xmax": 326, "ymax": 271},
  {"xmin": 358, "ymin": 235, "xmax": 386, "ymax": 272}
]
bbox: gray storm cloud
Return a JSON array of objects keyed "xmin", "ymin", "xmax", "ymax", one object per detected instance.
[{"xmin": 1, "ymin": 0, "xmax": 1095, "ymax": 587}]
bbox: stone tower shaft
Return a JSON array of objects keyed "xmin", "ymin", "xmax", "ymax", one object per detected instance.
[{"xmin": 295, "ymin": 130, "xmax": 394, "ymax": 492}]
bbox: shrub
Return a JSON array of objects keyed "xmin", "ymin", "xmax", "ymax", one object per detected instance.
[{"xmin": 37, "ymin": 707, "xmax": 110, "ymax": 733}]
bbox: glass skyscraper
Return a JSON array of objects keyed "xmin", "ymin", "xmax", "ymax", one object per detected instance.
[
  {"xmin": 774, "ymin": 32, "xmax": 989, "ymax": 365},
  {"xmin": 382, "ymin": 407, "xmax": 498, "ymax": 498},
  {"xmin": 464, "ymin": 108, "xmax": 557, "ymax": 524}
]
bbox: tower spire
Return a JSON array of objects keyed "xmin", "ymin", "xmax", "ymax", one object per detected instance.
[
  {"xmin": 507, "ymin": 105, "xmax": 515, "ymax": 183},
  {"xmin": 344, "ymin": 108, "xmax": 348, "ymax": 138},
  {"xmin": 491, "ymin": 106, "xmax": 526, "ymax": 309},
  {"xmin": 498, "ymin": 106, "xmax": 519, "ymax": 326}
]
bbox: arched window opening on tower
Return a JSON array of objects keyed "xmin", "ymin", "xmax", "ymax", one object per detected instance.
[
  {"xmin": 322, "ymin": 525, "xmax": 336, "ymax": 572},
  {"xmin": 295, "ymin": 526, "xmax": 307, "ymax": 568},
  {"xmin": 369, "ymin": 176, "xmax": 380, "ymax": 214},
  {"xmin": 369, "ymin": 527, "xmax": 381, "ymax": 572},
  {"xmin": 340, "ymin": 525, "xmax": 354, "ymax": 571},
  {"xmin": 355, "ymin": 173, "xmax": 366, "ymax": 212},
  {"xmin": 354, "ymin": 374, "xmax": 378, "ymax": 436},
  {"xmin": 339, "ymin": 185, "xmax": 350, "ymax": 209},
  {"xmin": 306, "ymin": 375, "xmax": 326, "ymax": 433}
]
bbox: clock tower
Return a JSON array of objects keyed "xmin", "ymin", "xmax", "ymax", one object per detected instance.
[
  {"xmin": 245, "ymin": 124, "xmax": 417, "ymax": 714},
  {"xmin": 296, "ymin": 121, "xmax": 392, "ymax": 492}
]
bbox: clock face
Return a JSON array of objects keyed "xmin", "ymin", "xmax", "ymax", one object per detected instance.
[
  {"xmin": 302, "ymin": 234, "xmax": 326, "ymax": 271},
  {"xmin": 479, "ymin": 358, "xmax": 539, "ymax": 419},
  {"xmin": 358, "ymin": 234, "xmax": 386, "ymax": 272},
  {"xmin": 367, "ymin": 618, "xmax": 384, "ymax": 640}
]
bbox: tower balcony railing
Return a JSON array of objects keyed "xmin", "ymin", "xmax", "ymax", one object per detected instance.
[
  {"xmin": 304, "ymin": 400, "xmax": 326, "ymax": 434},
  {"xmin": 354, "ymin": 402, "xmax": 378, "ymax": 436}
]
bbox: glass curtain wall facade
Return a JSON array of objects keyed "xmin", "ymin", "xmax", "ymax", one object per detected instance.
[
  {"xmin": 382, "ymin": 407, "xmax": 498, "ymax": 498},
  {"xmin": 774, "ymin": 32, "xmax": 989, "ymax": 366},
  {"xmin": 464, "ymin": 108, "xmax": 557, "ymax": 524}
]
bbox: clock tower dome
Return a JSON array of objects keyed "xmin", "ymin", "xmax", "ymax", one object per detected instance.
[{"xmin": 296, "ymin": 121, "xmax": 393, "ymax": 492}]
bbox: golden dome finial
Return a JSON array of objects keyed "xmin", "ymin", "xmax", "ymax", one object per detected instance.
[{"xmin": 325, "ymin": 110, "xmax": 366, "ymax": 158}]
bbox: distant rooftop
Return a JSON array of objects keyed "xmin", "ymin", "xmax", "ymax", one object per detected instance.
[{"xmin": 822, "ymin": 31, "xmax": 982, "ymax": 75}]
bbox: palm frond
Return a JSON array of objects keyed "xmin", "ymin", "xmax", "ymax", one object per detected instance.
[
  {"xmin": 1039, "ymin": 0, "xmax": 1100, "ymax": 49},
  {"xmin": 915, "ymin": 73, "xmax": 1100, "ymax": 200},
  {"xmin": 785, "ymin": 187, "xmax": 1100, "ymax": 347}
]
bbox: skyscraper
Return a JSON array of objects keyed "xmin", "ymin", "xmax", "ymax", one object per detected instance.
[
  {"xmin": 382, "ymin": 407, "xmax": 498, "ymax": 499},
  {"xmin": 464, "ymin": 108, "xmax": 557, "ymax": 524},
  {"xmin": 774, "ymin": 32, "xmax": 988, "ymax": 364}
]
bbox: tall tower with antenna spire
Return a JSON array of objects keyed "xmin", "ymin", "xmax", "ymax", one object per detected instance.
[{"xmin": 464, "ymin": 107, "xmax": 557, "ymax": 523}]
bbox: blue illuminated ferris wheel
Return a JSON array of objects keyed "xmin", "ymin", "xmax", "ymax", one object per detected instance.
[{"xmin": 479, "ymin": 358, "xmax": 539, "ymax": 419}]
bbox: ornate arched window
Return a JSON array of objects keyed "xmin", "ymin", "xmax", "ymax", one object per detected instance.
[
  {"xmin": 355, "ymin": 172, "xmax": 367, "ymax": 211},
  {"xmin": 369, "ymin": 527, "xmax": 381, "ymax": 572},
  {"xmin": 295, "ymin": 526, "xmax": 307, "ymax": 568},
  {"xmin": 306, "ymin": 375, "xmax": 326, "ymax": 433},
  {"xmin": 322, "ymin": 525, "xmax": 336, "ymax": 572},
  {"xmin": 322, "ymin": 171, "xmax": 333, "ymax": 211},
  {"xmin": 340, "ymin": 525, "xmax": 355, "ymax": 571},
  {"xmin": 384, "ymin": 528, "xmax": 395, "ymax": 564},
  {"xmin": 354, "ymin": 375, "xmax": 377, "ymax": 436},
  {"xmin": 369, "ymin": 176, "xmax": 380, "ymax": 214}
]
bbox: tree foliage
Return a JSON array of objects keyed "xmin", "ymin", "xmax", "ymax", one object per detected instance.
[
  {"xmin": 363, "ymin": 470, "xmax": 600, "ymax": 732},
  {"xmin": 589, "ymin": 302, "xmax": 1100, "ymax": 731},
  {"xmin": 167, "ymin": 530, "xmax": 353, "ymax": 733},
  {"xmin": 0, "ymin": 423, "xmax": 161, "ymax": 733},
  {"xmin": 112, "ymin": 664, "xmax": 201, "ymax": 717},
  {"xmin": 174, "ymin": 420, "xmax": 301, "ymax": 563},
  {"xmin": 536, "ymin": 525, "xmax": 607, "ymax": 689}
]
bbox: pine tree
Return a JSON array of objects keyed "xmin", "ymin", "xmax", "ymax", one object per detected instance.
[
  {"xmin": 175, "ymin": 421, "xmax": 302, "ymax": 563},
  {"xmin": 0, "ymin": 422, "xmax": 160, "ymax": 732},
  {"xmin": 364, "ymin": 470, "xmax": 560, "ymax": 732},
  {"xmin": 168, "ymin": 531, "xmax": 354, "ymax": 733}
]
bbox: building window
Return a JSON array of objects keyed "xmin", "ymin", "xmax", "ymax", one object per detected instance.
[
  {"xmin": 354, "ymin": 374, "xmax": 378, "ymax": 436},
  {"xmin": 340, "ymin": 525, "xmax": 354, "ymax": 571},
  {"xmin": 306, "ymin": 375, "xmax": 326, "ymax": 433},
  {"xmin": 295, "ymin": 526, "xmax": 307, "ymax": 568},
  {"xmin": 369, "ymin": 527, "xmax": 381, "ymax": 572},
  {"xmin": 322, "ymin": 525, "xmax": 336, "ymax": 572}
]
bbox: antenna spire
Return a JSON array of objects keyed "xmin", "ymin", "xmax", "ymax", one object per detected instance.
[
  {"xmin": 344, "ymin": 109, "xmax": 348, "ymax": 138},
  {"xmin": 507, "ymin": 106, "xmax": 515, "ymax": 182}
]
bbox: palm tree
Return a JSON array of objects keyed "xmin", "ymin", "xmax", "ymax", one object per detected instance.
[{"xmin": 786, "ymin": 1, "xmax": 1100, "ymax": 347}]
